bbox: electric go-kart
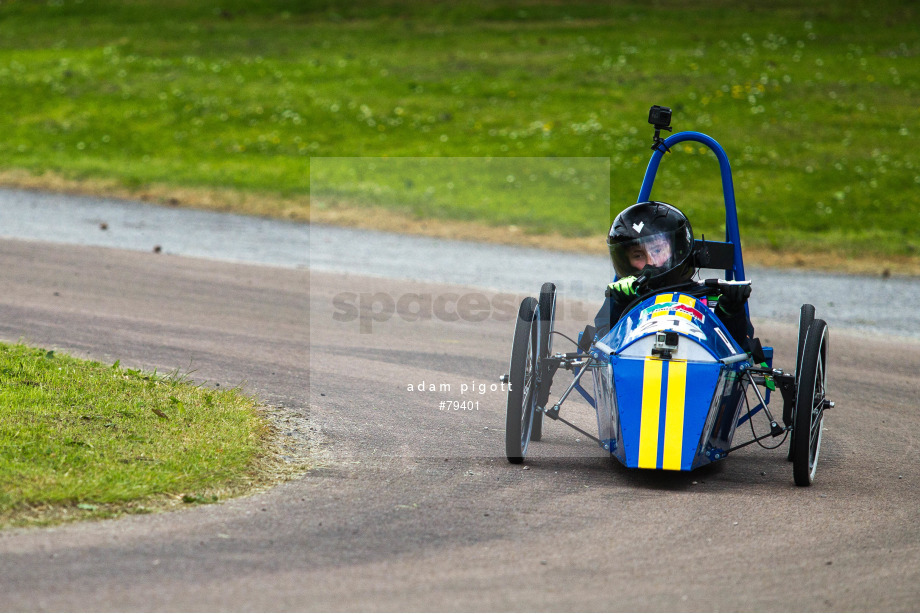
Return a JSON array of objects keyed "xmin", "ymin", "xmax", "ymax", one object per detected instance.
[{"xmin": 503, "ymin": 106, "xmax": 833, "ymax": 486}]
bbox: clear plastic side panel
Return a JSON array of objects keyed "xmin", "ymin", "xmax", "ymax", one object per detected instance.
[
  {"xmin": 693, "ymin": 365, "xmax": 747, "ymax": 468},
  {"xmin": 604, "ymin": 292, "xmax": 743, "ymax": 360},
  {"xmin": 592, "ymin": 359, "xmax": 619, "ymax": 456}
]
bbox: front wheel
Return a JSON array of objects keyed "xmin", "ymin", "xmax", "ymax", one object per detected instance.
[
  {"xmin": 505, "ymin": 297, "xmax": 540, "ymax": 463},
  {"xmin": 531, "ymin": 282, "xmax": 556, "ymax": 442},
  {"xmin": 796, "ymin": 304, "xmax": 816, "ymax": 374},
  {"xmin": 792, "ymin": 318, "xmax": 828, "ymax": 486},
  {"xmin": 788, "ymin": 303, "xmax": 816, "ymax": 461}
]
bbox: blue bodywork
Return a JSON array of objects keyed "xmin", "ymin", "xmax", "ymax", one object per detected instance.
[{"xmin": 589, "ymin": 293, "xmax": 749, "ymax": 470}]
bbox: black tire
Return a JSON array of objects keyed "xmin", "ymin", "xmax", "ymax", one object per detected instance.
[
  {"xmin": 532, "ymin": 283, "xmax": 556, "ymax": 442},
  {"xmin": 505, "ymin": 297, "xmax": 540, "ymax": 463},
  {"xmin": 792, "ymin": 319, "xmax": 828, "ymax": 486},
  {"xmin": 796, "ymin": 304, "xmax": 816, "ymax": 374},
  {"xmin": 788, "ymin": 304, "xmax": 816, "ymax": 461}
]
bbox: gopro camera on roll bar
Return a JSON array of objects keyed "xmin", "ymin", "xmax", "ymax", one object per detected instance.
[
  {"xmin": 648, "ymin": 105, "xmax": 672, "ymax": 130},
  {"xmin": 648, "ymin": 105, "xmax": 672, "ymax": 152}
]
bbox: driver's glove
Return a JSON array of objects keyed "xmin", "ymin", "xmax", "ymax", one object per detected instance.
[
  {"xmin": 717, "ymin": 284, "xmax": 752, "ymax": 316},
  {"xmin": 605, "ymin": 276, "xmax": 638, "ymax": 301}
]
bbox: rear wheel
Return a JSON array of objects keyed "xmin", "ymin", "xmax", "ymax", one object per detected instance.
[
  {"xmin": 532, "ymin": 283, "xmax": 556, "ymax": 442},
  {"xmin": 792, "ymin": 319, "xmax": 828, "ymax": 486},
  {"xmin": 788, "ymin": 304, "xmax": 816, "ymax": 461},
  {"xmin": 505, "ymin": 297, "xmax": 540, "ymax": 463}
]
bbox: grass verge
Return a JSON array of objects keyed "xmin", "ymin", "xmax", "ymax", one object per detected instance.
[
  {"xmin": 0, "ymin": 0, "xmax": 917, "ymax": 270},
  {"xmin": 0, "ymin": 342, "xmax": 309, "ymax": 529}
]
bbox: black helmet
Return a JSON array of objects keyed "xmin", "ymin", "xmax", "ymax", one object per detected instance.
[{"xmin": 607, "ymin": 201, "xmax": 694, "ymax": 288}]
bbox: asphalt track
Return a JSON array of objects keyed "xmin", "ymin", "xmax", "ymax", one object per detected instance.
[{"xmin": 1, "ymin": 234, "xmax": 920, "ymax": 611}]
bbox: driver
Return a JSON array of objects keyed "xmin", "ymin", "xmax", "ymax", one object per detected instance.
[
  {"xmin": 594, "ymin": 201, "xmax": 752, "ymax": 346},
  {"xmin": 624, "ymin": 234, "xmax": 672, "ymax": 271}
]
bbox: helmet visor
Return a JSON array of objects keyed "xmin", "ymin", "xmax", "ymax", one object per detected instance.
[{"xmin": 610, "ymin": 231, "xmax": 683, "ymax": 279}]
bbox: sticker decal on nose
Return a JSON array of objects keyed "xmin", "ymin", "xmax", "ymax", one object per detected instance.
[{"xmin": 633, "ymin": 221, "xmax": 645, "ymax": 233}]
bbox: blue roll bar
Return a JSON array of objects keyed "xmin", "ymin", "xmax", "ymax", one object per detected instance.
[{"xmin": 636, "ymin": 131, "xmax": 746, "ymax": 283}]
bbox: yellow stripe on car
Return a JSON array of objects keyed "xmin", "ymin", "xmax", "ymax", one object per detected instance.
[
  {"xmin": 638, "ymin": 358, "xmax": 662, "ymax": 469},
  {"xmin": 662, "ymin": 360, "xmax": 687, "ymax": 470},
  {"xmin": 638, "ymin": 357, "xmax": 689, "ymax": 470}
]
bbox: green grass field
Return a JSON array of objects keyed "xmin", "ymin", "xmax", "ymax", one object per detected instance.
[
  {"xmin": 0, "ymin": 0, "xmax": 917, "ymax": 260},
  {"xmin": 0, "ymin": 343, "xmax": 276, "ymax": 527}
]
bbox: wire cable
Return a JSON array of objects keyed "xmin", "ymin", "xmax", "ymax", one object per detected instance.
[
  {"xmin": 744, "ymin": 382, "xmax": 788, "ymax": 450},
  {"xmin": 549, "ymin": 330, "xmax": 580, "ymax": 348}
]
